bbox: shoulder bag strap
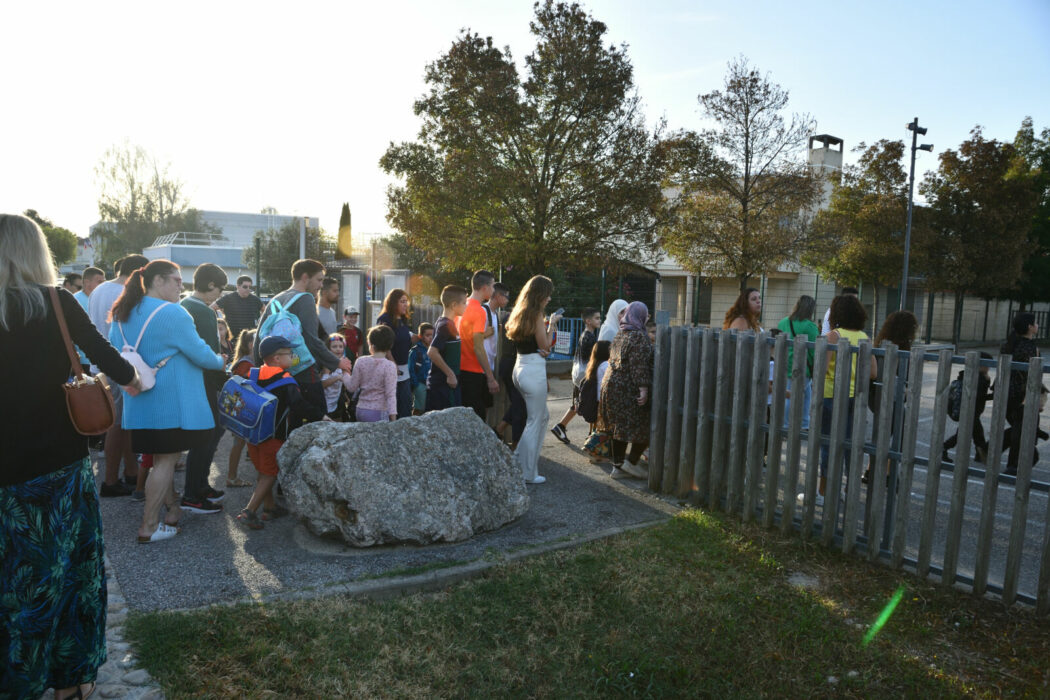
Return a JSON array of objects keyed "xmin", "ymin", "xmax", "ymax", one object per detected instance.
[
  {"xmin": 134, "ymin": 302, "xmax": 171, "ymax": 351},
  {"xmin": 49, "ymin": 287, "xmax": 87, "ymax": 381}
]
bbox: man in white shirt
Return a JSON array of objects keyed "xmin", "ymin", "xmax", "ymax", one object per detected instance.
[
  {"xmin": 483, "ymin": 282, "xmax": 509, "ymax": 375},
  {"xmin": 822, "ymin": 286, "xmax": 858, "ymax": 334},
  {"xmin": 87, "ymin": 254, "xmax": 149, "ymax": 497}
]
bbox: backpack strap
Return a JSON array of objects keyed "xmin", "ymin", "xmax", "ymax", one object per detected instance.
[{"xmin": 132, "ymin": 302, "xmax": 172, "ymax": 351}]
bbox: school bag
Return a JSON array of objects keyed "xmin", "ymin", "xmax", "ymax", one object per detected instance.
[
  {"xmin": 117, "ymin": 302, "xmax": 174, "ymax": 391},
  {"xmin": 218, "ymin": 367, "xmax": 299, "ymax": 444},
  {"xmin": 947, "ymin": 374, "xmax": 963, "ymax": 422},
  {"xmin": 257, "ymin": 292, "xmax": 315, "ymax": 375}
]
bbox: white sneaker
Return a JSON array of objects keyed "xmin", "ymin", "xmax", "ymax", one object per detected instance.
[
  {"xmin": 622, "ymin": 461, "xmax": 648, "ymax": 480},
  {"xmin": 796, "ymin": 492, "xmax": 824, "ymax": 507},
  {"xmin": 610, "ymin": 466, "xmax": 629, "ymax": 479},
  {"xmin": 526, "ymin": 475, "xmax": 546, "ymax": 484}
]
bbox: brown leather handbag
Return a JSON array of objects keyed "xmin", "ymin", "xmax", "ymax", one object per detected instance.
[{"xmin": 49, "ymin": 287, "xmax": 117, "ymax": 435}]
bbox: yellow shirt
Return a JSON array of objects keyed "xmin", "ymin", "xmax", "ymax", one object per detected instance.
[{"xmin": 823, "ymin": 328, "xmax": 868, "ymax": 399}]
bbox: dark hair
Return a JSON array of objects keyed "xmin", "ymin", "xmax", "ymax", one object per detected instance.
[
  {"xmin": 440, "ymin": 284, "xmax": 468, "ymax": 309},
  {"xmin": 290, "ymin": 258, "xmax": 324, "ymax": 281},
  {"xmin": 418, "ymin": 322, "xmax": 434, "ymax": 336},
  {"xmin": 64, "ymin": 272, "xmax": 82, "ymax": 286},
  {"xmin": 471, "ymin": 269, "xmax": 495, "ymax": 291},
  {"xmin": 110, "ymin": 259, "xmax": 179, "ymax": 322},
  {"xmin": 1003, "ymin": 312, "xmax": 1037, "ymax": 354},
  {"xmin": 117, "ymin": 254, "xmax": 150, "ymax": 277},
  {"xmin": 723, "ymin": 287, "xmax": 760, "ymax": 330},
  {"xmin": 584, "ymin": 340, "xmax": 612, "ymax": 383},
  {"xmin": 874, "ymin": 310, "xmax": 918, "ymax": 351},
  {"xmin": 841, "ymin": 286, "xmax": 859, "ymax": 296},
  {"xmin": 234, "ymin": 328, "xmax": 255, "ymax": 361},
  {"xmin": 582, "ymin": 307, "xmax": 599, "ymax": 319},
  {"xmin": 322, "ymin": 276, "xmax": 339, "ymax": 291},
  {"xmin": 193, "ymin": 263, "xmax": 227, "ymax": 292},
  {"xmin": 236, "ymin": 275, "xmax": 253, "ymax": 286},
  {"xmin": 828, "ymin": 294, "xmax": 867, "ymax": 332},
  {"xmin": 367, "ymin": 324, "xmax": 395, "ymax": 352},
  {"xmin": 81, "ymin": 266, "xmax": 105, "ymax": 280},
  {"xmin": 789, "ymin": 295, "xmax": 816, "ymax": 322},
  {"xmin": 381, "ymin": 288, "xmax": 410, "ymax": 323},
  {"xmin": 492, "ymin": 282, "xmax": 510, "ymax": 297},
  {"xmin": 216, "ymin": 316, "xmax": 232, "ymax": 343}
]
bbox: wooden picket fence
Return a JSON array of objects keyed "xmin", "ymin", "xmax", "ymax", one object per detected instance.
[{"xmin": 648, "ymin": 325, "xmax": 1050, "ymax": 614}]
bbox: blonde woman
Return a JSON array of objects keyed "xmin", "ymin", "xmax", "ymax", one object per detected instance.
[
  {"xmin": 506, "ymin": 275, "xmax": 562, "ymax": 484},
  {"xmin": 0, "ymin": 214, "xmax": 140, "ymax": 700}
]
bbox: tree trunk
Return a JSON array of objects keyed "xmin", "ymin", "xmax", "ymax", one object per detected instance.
[
  {"xmin": 952, "ymin": 290, "xmax": 964, "ymax": 345},
  {"xmin": 871, "ymin": 283, "xmax": 880, "ymax": 338},
  {"xmin": 738, "ymin": 275, "xmax": 750, "ymax": 295}
]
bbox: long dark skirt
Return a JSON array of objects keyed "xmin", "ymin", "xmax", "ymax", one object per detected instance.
[{"xmin": 0, "ymin": 456, "xmax": 107, "ymax": 697}]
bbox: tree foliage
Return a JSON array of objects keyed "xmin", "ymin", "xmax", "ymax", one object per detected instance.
[
  {"xmin": 93, "ymin": 142, "xmax": 193, "ymax": 264},
  {"xmin": 1011, "ymin": 117, "xmax": 1050, "ymax": 306},
  {"xmin": 243, "ymin": 219, "xmax": 336, "ymax": 294},
  {"xmin": 24, "ymin": 209, "xmax": 79, "ymax": 265},
  {"xmin": 380, "ymin": 0, "xmax": 669, "ymax": 276},
  {"xmin": 661, "ymin": 57, "xmax": 822, "ymax": 292}
]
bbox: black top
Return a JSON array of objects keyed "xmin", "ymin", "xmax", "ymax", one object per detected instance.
[
  {"xmin": 575, "ymin": 329, "xmax": 597, "ymax": 364},
  {"xmin": 377, "ymin": 312, "xmax": 413, "ymax": 366},
  {"xmin": 215, "ymin": 291, "xmax": 264, "ymax": 339},
  {"xmin": 1, "ymin": 286, "xmax": 135, "ymax": 486},
  {"xmin": 514, "ymin": 337, "xmax": 540, "ymax": 355}
]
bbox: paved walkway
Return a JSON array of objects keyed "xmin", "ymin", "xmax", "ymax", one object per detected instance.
[{"xmin": 85, "ymin": 378, "xmax": 675, "ymax": 696}]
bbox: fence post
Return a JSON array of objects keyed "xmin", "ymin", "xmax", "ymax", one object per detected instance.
[
  {"xmin": 942, "ymin": 351, "xmax": 981, "ymax": 584},
  {"xmin": 866, "ymin": 342, "xmax": 898, "ymax": 560},
  {"xmin": 780, "ymin": 334, "xmax": 808, "ymax": 534},
  {"xmin": 1003, "ymin": 356, "xmax": 1044, "ymax": 606},
  {"xmin": 658, "ymin": 328, "xmax": 686, "ymax": 493},
  {"xmin": 801, "ymin": 337, "xmax": 828, "ymax": 537},
  {"xmin": 743, "ymin": 331, "xmax": 769, "ymax": 522},
  {"xmin": 692, "ymin": 329, "xmax": 717, "ymax": 506},
  {"xmin": 842, "ymin": 340, "xmax": 873, "ymax": 554},
  {"xmin": 677, "ymin": 329, "xmax": 702, "ymax": 497},
  {"xmin": 892, "ymin": 347, "xmax": 925, "ymax": 568},
  {"xmin": 709, "ymin": 330, "xmax": 735, "ymax": 509},
  {"xmin": 974, "ymin": 354, "xmax": 1011, "ymax": 595},
  {"xmin": 821, "ymin": 338, "xmax": 853, "ymax": 547},
  {"xmin": 727, "ymin": 332, "xmax": 753, "ymax": 514},
  {"xmin": 918, "ymin": 348, "xmax": 953, "ymax": 579},
  {"xmin": 648, "ymin": 325, "xmax": 672, "ymax": 488},
  {"xmin": 762, "ymin": 332, "xmax": 789, "ymax": 529}
]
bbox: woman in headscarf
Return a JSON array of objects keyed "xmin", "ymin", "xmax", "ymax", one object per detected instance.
[
  {"xmin": 597, "ymin": 301, "xmax": 653, "ymax": 479},
  {"xmin": 598, "ymin": 298, "xmax": 628, "ymax": 342}
]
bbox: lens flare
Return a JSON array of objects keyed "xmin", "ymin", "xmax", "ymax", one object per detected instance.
[{"xmin": 862, "ymin": 585, "xmax": 905, "ymax": 647}]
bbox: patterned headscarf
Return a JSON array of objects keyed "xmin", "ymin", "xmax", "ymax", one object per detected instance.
[{"xmin": 620, "ymin": 301, "xmax": 649, "ymax": 333}]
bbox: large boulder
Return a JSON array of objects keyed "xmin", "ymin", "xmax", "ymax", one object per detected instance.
[{"xmin": 277, "ymin": 407, "xmax": 530, "ymax": 546}]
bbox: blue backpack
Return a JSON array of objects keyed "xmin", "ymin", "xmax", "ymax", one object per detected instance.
[
  {"xmin": 218, "ymin": 368, "xmax": 299, "ymax": 444},
  {"xmin": 258, "ymin": 292, "xmax": 315, "ymax": 375}
]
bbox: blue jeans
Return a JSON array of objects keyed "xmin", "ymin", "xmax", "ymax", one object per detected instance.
[
  {"xmin": 820, "ymin": 395, "xmax": 855, "ymax": 479},
  {"xmin": 783, "ymin": 378, "xmax": 812, "ymax": 431}
]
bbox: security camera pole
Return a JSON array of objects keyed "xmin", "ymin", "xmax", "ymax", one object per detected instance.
[{"xmin": 900, "ymin": 117, "xmax": 933, "ymax": 311}]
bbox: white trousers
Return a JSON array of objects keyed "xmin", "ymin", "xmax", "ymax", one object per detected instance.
[{"xmin": 513, "ymin": 353, "xmax": 549, "ymax": 481}]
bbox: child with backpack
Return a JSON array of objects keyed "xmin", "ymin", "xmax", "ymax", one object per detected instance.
[
  {"xmin": 409, "ymin": 323, "xmax": 434, "ymax": 415},
  {"xmin": 225, "ymin": 329, "xmax": 256, "ymax": 488},
  {"xmin": 345, "ymin": 325, "xmax": 398, "ymax": 422},
  {"xmin": 237, "ymin": 335, "xmax": 329, "ymax": 530},
  {"xmin": 943, "ymin": 352, "xmax": 994, "ymax": 465},
  {"xmin": 321, "ymin": 333, "xmax": 354, "ymax": 421}
]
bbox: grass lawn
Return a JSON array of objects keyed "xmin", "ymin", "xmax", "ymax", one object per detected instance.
[{"xmin": 126, "ymin": 509, "xmax": 1048, "ymax": 698}]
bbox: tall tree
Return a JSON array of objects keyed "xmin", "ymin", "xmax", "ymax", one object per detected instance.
[
  {"xmin": 337, "ymin": 203, "xmax": 352, "ymax": 259},
  {"xmin": 93, "ymin": 142, "xmax": 190, "ymax": 264},
  {"xmin": 380, "ymin": 0, "xmax": 669, "ymax": 276},
  {"xmin": 919, "ymin": 127, "xmax": 1037, "ymax": 342},
  {"xmin": 805, "ymin": 140, "xmax": 917, "ymax": 325},
  {"xmin": 24, "ymin": 209, "xmax": 79, "ymax": 265},
  {"xmin": 661, "ymin": 57, "xmax": 822, "ymax": 293},
  {"xmin": 244, "ymin": 219, "xmax": 336, "ymax": 294},
  {"xmin": 1011, "ymin": 117, "xmax": 1050, "ymax": 307}
]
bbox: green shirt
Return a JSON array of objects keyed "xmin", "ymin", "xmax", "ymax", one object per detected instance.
[
  {"xmin": 776, "ymin": 316, "xmax": 819, "ymax": 377},
  {"xmin": 181, "ymin": 295, "xmax": 225, "ymax": 391}
]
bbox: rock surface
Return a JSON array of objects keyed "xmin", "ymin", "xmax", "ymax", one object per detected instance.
[{"xmin": 278, "ymin": 408, "xmax": 530, "ymax": 546}]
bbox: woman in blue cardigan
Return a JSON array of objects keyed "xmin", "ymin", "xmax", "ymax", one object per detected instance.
[{"xmin": 109, "ymin": 259, "xmax": 224, "ymax": 544}]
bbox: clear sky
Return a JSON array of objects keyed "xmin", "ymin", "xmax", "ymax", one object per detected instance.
[{"xmin": 2, "ymin": 0, "xmax": 1047, "ymax": 241}]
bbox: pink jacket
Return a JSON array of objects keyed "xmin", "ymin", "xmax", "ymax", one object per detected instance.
[{"xmin": 346, "ymin": 355, "xmax": 398, "ymax": 416}]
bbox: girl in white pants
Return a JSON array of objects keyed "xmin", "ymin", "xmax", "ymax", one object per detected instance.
[{"xmin": 506, "ymin": 275, "xmax": 562, "ymax": 484}]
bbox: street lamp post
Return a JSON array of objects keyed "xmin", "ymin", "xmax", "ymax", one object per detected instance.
[{"xmin": 900, "ymin": 117, "xmax": 933, "ymax": 311}]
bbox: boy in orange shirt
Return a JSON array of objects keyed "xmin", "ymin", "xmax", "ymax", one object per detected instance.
[
  {"xmin": 458, "ymin": 270, "xmax": 499, "ymax": 420},
  {"xmin": 237, "ymin": 335, "xmax": 328, "ymax": 530}
]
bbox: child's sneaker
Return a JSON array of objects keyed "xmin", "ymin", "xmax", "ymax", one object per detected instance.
[
  {"xmin": 237, "ymin": 509, "xmax": 264, "ymax": 530},
  {"xmin": 261, "ymin": 505, "xmax": 290, "ymax": 521}
]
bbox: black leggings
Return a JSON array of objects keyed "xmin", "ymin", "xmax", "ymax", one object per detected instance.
[{"xmin": 612, "ymin": 439, "xmax": 648, "ymax": 465}]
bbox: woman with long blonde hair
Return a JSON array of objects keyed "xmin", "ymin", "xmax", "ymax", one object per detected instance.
[
  {"xmin": 0, "ymin": 213, "xmax": 141, "ymax": 699},
  {"xmin": 506, "ymin": 275, "xmax": 562, "ymax": 484}
]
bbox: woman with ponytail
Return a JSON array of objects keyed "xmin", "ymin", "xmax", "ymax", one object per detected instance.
[{"xmin": 109, "ymin": 259, "xmax": 225, "ymax": 544}]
